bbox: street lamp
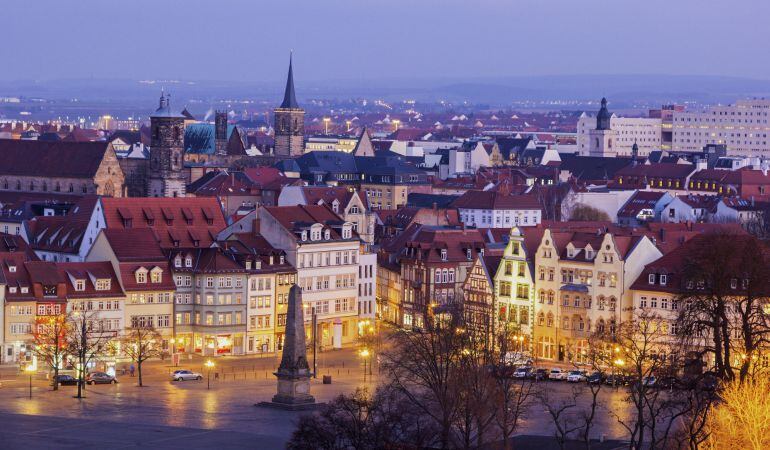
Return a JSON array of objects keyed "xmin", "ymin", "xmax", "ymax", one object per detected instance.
[
  {"xmin": 359, "ymin": 348, "xmax": 371, "ymax": 379},
  {"xmin": 25, "ymin": 365, "xmax": 35, "ymax": 399},
  {"xmin": 323, "ymin": 117, "xmax": 331, "ymax": 135},
  {"xmin": 169, "ymin": 338, "xmax": 178, "ymax": 367},
  {"xmin": 205, "ymin": 360, "xmax": 214, "ymax": 390}
]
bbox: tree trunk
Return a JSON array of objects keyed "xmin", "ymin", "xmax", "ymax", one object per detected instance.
[
  {"xmin": 52, "ymin": 366, "xmax": 59, "ymax": 391},
  {"xmin": 137, "ymin": 361, "xmax": 143, "ymax": 387}
]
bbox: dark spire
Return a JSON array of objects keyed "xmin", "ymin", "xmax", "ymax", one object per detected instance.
[
  {"xmin": 280, "ymin": 52, "xmax": 299, "ymax": 109},
  {"xmin": 596, "ymin": 97, "xmax": 611, "ymax": 130}
]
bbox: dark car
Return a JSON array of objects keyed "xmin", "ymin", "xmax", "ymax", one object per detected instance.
[
  {"xmin": 587, "ymin": 372, "xmax": 605, "ymax": 384},
  {"xmin": 86, "ymin": 372, "xmax": 118, "ymax": 385},
  {"xmin": 656, "ymin": 376, "xmax": 684, "ymax": 390},
  {"xmin": 529, "ymin": 368, "xmax": 549, "ymax": 381},
  {"xmin": 53, "ymin": 374, "xmax": 78, "ymax": 386},
  {"xmin": 604, "ymin": 374, "xmax": 627, "ymax": 387}
]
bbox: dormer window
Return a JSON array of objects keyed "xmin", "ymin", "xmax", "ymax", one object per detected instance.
[
  {"xmin": 21, "ymin": 287, "xmax": 29, "ymax": 294},
  {"xmin": 280, "ymin": 255, "xmax": 285, "ymax": 264},
  {"xmin": 269, "ymin": 255, "xmax": 275, "ymax": 265},
  {"xmin": 174, "ymin": 256, "xmax": 182, "ymax": 268},
  {"xmin": 245, "ymin": 261, "xmax": 252, "ymax": 270},
  {"xmin": 9, "ymin": 265, "xmax": 16, "ymax": 273},
  {"xmin": 185, "ymin": 257, "xmax": 192, "ymax": 268},
  {"xmin": 150, "ymin": 269, "xmax": 162, "ymax": 283},
  {"xmin": 95, "ymin": 279, "xmax": 111, "ymax": 291},
  {"xmin": 301, "ymin": 231, "xmax": 308, "ymax": 241},
  {"xmin": 136, "ymin": 268, "xmax": 147, "ymax": 284},
  {"xmin": 255, "ymin": 260, "xmax": 262, "ymax": 270},
  {"xmin": 466, "ymin": 248, "xmax": 472, "ymax": 260},
  {"xmin": 324, "ymin": 229, "xmax": 331, "ymax": 240},
  {"xmin": 660, "ymin": 274, "xmax": 667, "ymax": 286},
  {"xmin": 648, "ymin": 274, "xmax": 655, "ymax": 284},
  {"xmin": 75, "ymin": 280, "xmax": 85, "ymax": 291},
  {"xmin": 441, "ymin": 249, "xmax": 447, "ymax": 261},
  {"xmin": 342, "ymin": 223, "xmax": 353, "ymax": 239},
  {"xmin": 9, "ymin": 287, "xmax": 16, "ymax": 293}
]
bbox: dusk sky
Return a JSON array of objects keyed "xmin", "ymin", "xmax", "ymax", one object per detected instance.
[{"xmin": 2, "ymin": 0, "xmax": 769, "ymax": 83}]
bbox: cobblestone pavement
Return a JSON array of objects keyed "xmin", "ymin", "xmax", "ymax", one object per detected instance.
[{"xmin": 0, "ymin": 350, "xmax": 635, "ymax": 449}]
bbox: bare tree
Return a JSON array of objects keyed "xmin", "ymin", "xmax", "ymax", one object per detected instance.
[
  {"xmin": 381, "ymin": 317, "xmax": 463, "ymax": 449},
  {"xmin": 704, "ymin": 377, "xmax": 770, "ymax": 450},
  {"xmin": 67, "ymin": 309, "xmax": 113, "ymax": 398},
  {"xmin": 569, "ymin": 203, "xmax": 611, "ymax": 222},
  {"xmin": 677, "ymin": 232, "xmax": 770, "ymax": 382},
  {"xmin": 31, "ymin": 313, "xmax": 69, "ymax": 391},
  {"xmin": 537, "ymin": 385, "xmax": 581, "ymax": 450},
  {"xmin": 121, "ymin": 325, "xmax": 163, "ymax": 387},
  {"xmin": 286, "ymin": 386, "xmax": 435, "ymax": 450}
]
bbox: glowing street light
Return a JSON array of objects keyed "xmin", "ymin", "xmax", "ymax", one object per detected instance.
[
  {"xmin": 323, "ymin": 117, "xmax": 331, "ymax": 134},
  {"xmin": 359, "ymin": 348, "xmax": 372, "ymax": 378},
  {"xmin": 205, "ymin": 359, "xmax": 215, "ymax": 390},
  {"xmin": 25, "ymin": 364, "xmax": 35, "ymax": 399}
]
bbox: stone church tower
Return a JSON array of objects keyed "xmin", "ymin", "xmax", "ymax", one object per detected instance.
[
  {"xmin": 273, "ymin": 54, "xmax": 305, "ymax": 157},
  {"xmin": 214, "ymin": 111, "xmax": 228, "ymax": 156},
  {"xmin": 147, "ymin": 92, "xmax": 186, "ymax": 197},
  {"xmin": 588, "ymin": 97, "xmax": 617, "ymax": 157}
]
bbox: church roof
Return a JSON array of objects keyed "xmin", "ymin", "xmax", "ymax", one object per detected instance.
[
  {"xmin": 279, "ymin": 54, "xmax": 299, "ymax": 109},
  {"xmin": 596, "ymin": 97, "xmax": 611, "ymax": 130},
  {"xmin": 150, "ymin": 92, "xmax": 185, "ymax": 119}
]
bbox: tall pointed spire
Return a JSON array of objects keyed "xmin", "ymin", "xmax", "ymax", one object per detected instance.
[{"xmin": 280, "ymin": 52, "xmax": 299, "ymax": 109}]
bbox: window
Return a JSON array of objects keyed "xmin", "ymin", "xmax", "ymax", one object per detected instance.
[
  {"xmin": 648, "ymin": 274, "xmax": 655, "ymax": 284},
  {"xmin": 75, "ymin": 280, "xmax": 85, "ymax": 291},
  {"xmin": 136, "ymin": 270, "xmax": 147, "ymax": 283},
  {"xmin": 660, "ymin": 274, "xmax": 667, "ymax": 286}
]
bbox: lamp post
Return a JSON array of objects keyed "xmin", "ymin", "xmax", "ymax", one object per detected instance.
[
  {"xmin": 311, "ymin": 306, "xmax": 317, "ymax": 378},
  {"xmin": 25, "ymin": 365, "xmax": 35, "ymax": 399},
  {"xmin": 205, "ymin": 359, "xmax": 214, "ymax": 390},
  {"xmin": 323, "ymin": 117, "xmax": 331, "ymax": 135},
  {"xmin": 360, "ymin": 348, "xmax": 370, "ymax": 380}
]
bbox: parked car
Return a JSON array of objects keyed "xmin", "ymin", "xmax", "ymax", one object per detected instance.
[
  {"xmin": 567, "ymin": 370, "xmax": 587, "ymax": 383},
  {"xmin": 604, "ymin": 374, "xmax": 630, "ymax": 387},
  {"xmin": 172, "ymin": 370, "xmax": 203, "ymax": 381},
  {"xmin": 587, "ymin": 372, "xmax": 605, "ymax": 384},
  {"xmin": 548, "ymin": 368, "xmax": 567, "ymax": 381},
  {"xmin": 632, "ymin": 376, "xmax": 657, "ymax": 389},
  {"xmin": 529, "ymin": 368, "xmax": 549, "ymax": 381},
  {"xmin": 656, "ymin": 376, "xmax": 684, "ymax": 390},
  {"xmin": 53, "ymin": 374, "xmax": 78, "ymax": 386},
  {"xmin": 513, "ymin": 367, "xmax": 532, "ymax": 379},
  {"xmin": 86, "ymin": 372, "xmax": 118, "ymax": 385}
]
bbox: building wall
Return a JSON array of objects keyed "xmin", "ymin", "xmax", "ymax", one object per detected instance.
[
  {"xmin": 672, "ymin": 99, "xmax": 770, "ymax": 157},
  {"xmin": 578, "ymin": 115, "xmax": 662, "ymax": 157},
  {"xmin": 459, "ymin": 207, "xmax": 542, "ymax": 228}
]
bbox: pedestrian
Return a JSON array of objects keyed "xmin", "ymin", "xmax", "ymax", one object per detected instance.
[{"xmin": 129, "ymin": 364, "xmax": 135, "ymax": 377}]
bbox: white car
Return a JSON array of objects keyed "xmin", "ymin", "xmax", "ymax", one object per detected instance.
[
  {"xmin": 548, "ymin": 368, "xmax": 567, "ymax": 380},
  {"xmin": 567, "ymin": 370, "xmax": 587, "ymax": 383},
  {"xmin": 172, "ymin": 370, "xmax": 203, "ymax": 381}
]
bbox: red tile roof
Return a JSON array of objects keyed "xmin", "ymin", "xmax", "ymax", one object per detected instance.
[
  {"xmin": 101, "ymin": 198, "xmax": 226, "ymax": 249},
  {"xmin": 451, "ymin": 190, "xmax": 542, "ymax": 211},
  {"xmin": 0, "ymin": 139, "xmax": 112, "ymax": 178},
  {"xmin": 25, "ymin": 196, "xmax": 99, "ymax": 255},
  {"xmin": 57, "ymin": 261, "xmax": 124, "ymax": 299}
]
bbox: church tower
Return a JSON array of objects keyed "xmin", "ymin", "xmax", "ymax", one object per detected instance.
[
  {"xmin": 147, "ymin": 92, "xmax": 186, "ymax": 197},
  {"xmin": 214, "ymin": 111, "xmax": 228, "ymax": 156},
  {"xmin": 273, "ymin": 54, "xmax": 305, "ymax": 157},
  {"xmin": 588, "ymin": 97, "xmax": 617, "ymax": 157}
]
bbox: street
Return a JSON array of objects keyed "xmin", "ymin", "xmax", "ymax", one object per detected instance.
[{"xmin": 0, "ymin": 350, "xmax": 636, "ymax": 449}]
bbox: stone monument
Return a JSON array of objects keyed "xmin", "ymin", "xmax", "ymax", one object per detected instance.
[{"xmin": 258, "ymin": 285, "xmax": 318, "ymax": 410}]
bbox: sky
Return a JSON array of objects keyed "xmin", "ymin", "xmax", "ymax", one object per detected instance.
[{"xmin": 2, "ymin": 0, "xmax": 769, "ymax": 84}]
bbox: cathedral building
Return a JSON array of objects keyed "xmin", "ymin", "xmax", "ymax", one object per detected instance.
[
  {"xmin": 147, "ymin": 93, "xmax": 187, "ymax": 197},
  {"xmin": 273, "ymin": 55, "xmax": 305, "ymax": 157}
]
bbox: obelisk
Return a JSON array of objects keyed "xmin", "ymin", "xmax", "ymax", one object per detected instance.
[{"xmin": 258, "ymin": 285, "xmax": 317, "ymax": 410}]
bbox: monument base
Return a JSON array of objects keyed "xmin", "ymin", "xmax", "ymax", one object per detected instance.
[{"xmin": 255, "ymin": 399, "xmax": 324, "ymax": 411}]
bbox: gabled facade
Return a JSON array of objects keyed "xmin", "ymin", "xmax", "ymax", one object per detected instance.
[
  {"xmin": 493, "ymin": 227, "xmax": 535, "ymax": 351},
  {"xmin": 533, "ymin": 228, "xmax": 661, "ymax": 362}
]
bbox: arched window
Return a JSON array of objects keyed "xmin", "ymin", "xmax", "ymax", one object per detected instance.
[
  {"xmin": 609, "ymin": 297, "xmax": 617, "ymax": 311},
  {"xmin": 546, "ymin": 313, "xmax": 554, "ymax": 327},
  {"xmin": 538, "ymin": 290, "xmax": 545, "ymax": 303},
  {"xmin": 434, "ymin": 270, "xmax": 441, "ymax": 283},
  {"xmin": 448, "ymin": 269, "xmax": 455, "ymax": 283},
  {"xmin": 82, "ymin": 184, "xmax": 88, "ymax": 194},
  {"xmin": 55, "ymin": 182, "xmax": 60, "ymax": 192},
  {"xmin": 537, "ymin": 312, "xmax": 545, "ymax": 326},
  {"xmin": 562, "ymin": 317, "xmax": 570, "ymax": 330},
  {"xmin": 68, "ymin": 183, "xmax": 74, "ymax": 193},
  {"xmin": 2, "ymin": 179, "xmax": 7, "ymax": 189},
  {"xmin": 442, "ymin": 269, "xmax": 449, "ymax": 283},
  {"xmin": 29, "ymin": 181, "xmax": 35, "ymax": 191},
  {"xmin": 547, "ymin": 290, "xmax": 554, "ymax": 304},
  {"xmin": 16, "ymin": 180, "xmax": 21, "ymax": 190},
  {"xmin": 597, "ymin": 319, "xmax": 605, "ymax": 333},
  {"xmin": 598, "ymin": 295, "xmax": 606, "ymax": 310}
]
